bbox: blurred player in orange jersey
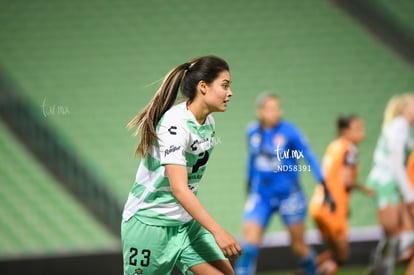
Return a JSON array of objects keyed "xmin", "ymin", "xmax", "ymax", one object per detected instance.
[
  {"xmin": 405, "ymin": 150, "xmax": 414, "ymax": 275},
  {"xmin": 309, "ymin": 115, "xmax": 374, "ymax": 274},
  {"xmin": 408, "ymin": 150, "xmax": 414, "ymax": 194}
]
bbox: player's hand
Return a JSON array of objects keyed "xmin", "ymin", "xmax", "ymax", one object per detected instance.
[
  {"xmin": 322, "ymin": 182, "xmax": 336, "ymax": 213},
  {"xmin": 213, "ymin": 229, "xmax": 242, "ymax": 260},
  {"xmin": 365, "ymin": 188, "xmax": 376, "ymax": 197}
]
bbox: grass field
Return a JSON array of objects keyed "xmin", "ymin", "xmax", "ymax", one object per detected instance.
[{"xmin": 257, "ymin": 264, "xmax": 408, "ymax": 275}]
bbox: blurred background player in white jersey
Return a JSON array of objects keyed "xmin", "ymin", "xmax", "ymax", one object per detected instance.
[{"xmin": 367, "ymin": 93, "xmax": 414, "ymax": 275}]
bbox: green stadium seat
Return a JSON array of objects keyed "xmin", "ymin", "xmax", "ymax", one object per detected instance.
[{"xmin": 0, "ymin": 121, "xmax": 119, "ymax": 257}]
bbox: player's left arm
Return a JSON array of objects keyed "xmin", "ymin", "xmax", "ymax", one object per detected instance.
[
  {"xmin": 245, "ymin": 130, "xmax": 255, "ymax": 193},
  {"xmin": 291, "ymin": 126, "xmax": 324, "ymax": 182},
  {"xmin": 291, "ymin": 126, "xmax": 336, "ymax": 211}
]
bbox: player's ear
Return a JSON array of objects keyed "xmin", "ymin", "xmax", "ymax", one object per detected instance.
[{"xmin": 198, "ymin": 80, "xmax": 207, "ymax": 95}]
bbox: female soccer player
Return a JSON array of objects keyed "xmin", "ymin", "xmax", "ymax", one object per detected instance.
[
  {"xmin": 121, "ymin": 55, "xmax": 242, "ymax": 275},
  {"xmin": 367, "ymin": 93, "xmax": 414, "ymax": 275},
  {"xmin": 309, "ymin": 115, "xmax": 373, "ymax": 274},
  {"xmin": 234, "ymin": 93, "xmax": 335, "ymax": 275}
]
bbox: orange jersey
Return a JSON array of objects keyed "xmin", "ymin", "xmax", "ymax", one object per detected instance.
[
  {"xmin": 309, "ymin": 138, "xmax": 358, "ymax": 240},
  {"xmin": 408, "ymin": 150, "xmax": 414, "ymax": 190}
]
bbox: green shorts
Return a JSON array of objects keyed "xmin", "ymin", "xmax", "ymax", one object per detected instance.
[
  {"xmin": 368, "ymin": 179, "xmax": 402, "ymax": 209},
  {"xmin": 121, "ymin": 216, "xmax": 227, "ymax": 275}
]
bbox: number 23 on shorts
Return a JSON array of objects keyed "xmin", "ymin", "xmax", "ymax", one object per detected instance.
[{"xmin": 128, "ymin": 247, "xmax": 151, "ymax": 268}]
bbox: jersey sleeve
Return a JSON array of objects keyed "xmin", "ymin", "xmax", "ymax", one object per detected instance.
[
  {"xmin": 290, "ymin": 125, "xmax": 325, "ymax": 182},
  {"xmin": 344, "ymin": 146, "xmax": 358, "ymax": 167},
  {"xmin": 158, "ymin": 116, "xmax": 188, "ymax": 166},
  {"xmin": 389, "ymin": 121, "xmax": 414, "ymax": 203}
]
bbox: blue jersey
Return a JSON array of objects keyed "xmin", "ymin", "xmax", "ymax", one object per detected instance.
[{"xmin": 246, "ymin": 120, "xmax": 324, "ymax": 196}]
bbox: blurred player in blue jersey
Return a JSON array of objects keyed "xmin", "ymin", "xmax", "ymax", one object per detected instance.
[{"xmin": 234, "ymin": 93, "xmax": 335, "ymax": 275}]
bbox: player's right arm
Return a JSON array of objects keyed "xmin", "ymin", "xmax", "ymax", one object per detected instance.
[{"xmin": 341, "ymin": 146, "xmax": 359, "ymax": 191}]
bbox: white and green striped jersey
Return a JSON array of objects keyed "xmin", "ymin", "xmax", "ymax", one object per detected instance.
[
  {"xmin": 367, "ymin": 116, "xmax": 414, "ymax": 202},
  {"xmin": 122, "ymin": 101, "xmax": 217, "ymax": 226}
]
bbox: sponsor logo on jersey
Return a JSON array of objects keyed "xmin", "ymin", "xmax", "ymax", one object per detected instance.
[
  {"xmin": 273, "ymin": 134, "xmax": 286, "ymax": 147},
  {"xmin": 190, "ymin": 140, "xmax": 199, "ymax": 151},
  {"xmin": 345, "ymin": 147, "xmax": 358, "ymax": 165},
  {"xmin": 168, "ymin": 126, "xmax": 177, "ymax": 135},
  {"xmin": 188, "ymin": 183, "xmax": 199, "ymax": 191},
  {"xmin": 250, "ymin": 133, "xmax": 261, "ymax": 147},
  {"xmin": 164, "ymin": 145, "xmax": 181, "ymax": 156},
  {"xmin": 190, "ymin": 138, "xmax": 213, "ymax": 151},
  {"xmin": 188, "ymin": 174, "xmax": 203, "ymax": 180}
]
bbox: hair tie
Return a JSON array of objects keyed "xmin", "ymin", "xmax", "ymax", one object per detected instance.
[{"xmin": 183, "ymin": 63, "xmax": 191, "ymax": 71}]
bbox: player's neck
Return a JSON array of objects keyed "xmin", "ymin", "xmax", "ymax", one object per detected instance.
[
  {"xmin": 261, "ymin": 121, "xmax": 280, "ymax": 129},
  {"xmin": 187, "ymin": 100, "xmax": 209, "ymax": 124}
]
